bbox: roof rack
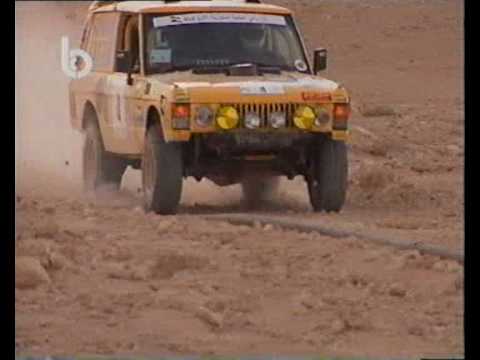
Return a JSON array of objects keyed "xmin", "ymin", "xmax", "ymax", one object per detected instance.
[{"xmin": 89, "ymin": 0, "xmax": 263, "ymax": 12}]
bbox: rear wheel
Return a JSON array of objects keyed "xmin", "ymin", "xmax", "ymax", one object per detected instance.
[
  {"xmin": 308, "ymin": 137, "xmax": 348, "ymax": 213},
  {"xmin": 241, "ymin": 177, "xmax": 280, "ymax": 209},
  {"xmin": 83, "ymin": 121, "xmax": 127, "ymax": 193},
  {"xmin": 142, "ymin": 122, "xmax": 183, "ymax": 215}
]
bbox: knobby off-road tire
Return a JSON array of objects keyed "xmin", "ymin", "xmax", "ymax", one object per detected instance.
[
  {"xmin": 308, "ymin": 138, "xmax": 348, "ymax": 213},
  {"xmin": 241, "ymin": 177, "xmax": 280, "ymax": 209},
  {"xmin": 83, "ymin": 122, "xmax": 127, "ymax": 193},
  {"xmin": 142, "ymin": 122, "xmax": 183, "ymax": 215}
]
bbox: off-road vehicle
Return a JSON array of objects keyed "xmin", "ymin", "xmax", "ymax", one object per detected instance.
[{"xmin": 69, "ymin": 0, "xmax": 351, "ymax": 215}]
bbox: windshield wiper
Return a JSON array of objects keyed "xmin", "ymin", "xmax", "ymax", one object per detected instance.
[
  {"xmin": 192, "ymin": 66, "xmax": 228, "ymax": 75},
  {"xmin": 192, "ymin": 64, "xmax": 275, "ymax": 75},
  {"xmin": 229, "ymin": 62, "xmax": 282, "ymax": 74},
  {"xmin": 161, "ymin": 63, "xmax": 284, "ymax": 76},
  {"xmin": 154, "ymin": 64, "xmax": 196, "ymax": 74}
]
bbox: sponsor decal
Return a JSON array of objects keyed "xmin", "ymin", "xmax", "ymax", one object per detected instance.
[
  {"xmin": 240, "ymin": 83, "xmax": 285, "ymax": 95},
  {"xmin": 294, "ymin": 59, "xmax": 308, "ymax": 72},
  {"xmin": 150, "ymin": 49, "xmax": 172, "ymax": 64},
  {"xmin": 153, "ymin": 13, "xmax": 287, "ymax": 27}
]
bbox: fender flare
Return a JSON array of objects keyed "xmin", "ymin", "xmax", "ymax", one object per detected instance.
[
  {"xmin": 81, "ymin": 99, "xmax": 98, "ymax": 130},
  {"xmin": 143, "ymin": 104, "xmax": 172, "ymax": 142}
]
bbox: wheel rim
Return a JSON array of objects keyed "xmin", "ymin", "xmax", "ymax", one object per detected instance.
[{"xmin": 83, "ymin": 136, "xmax": 98, "ymax": 191}]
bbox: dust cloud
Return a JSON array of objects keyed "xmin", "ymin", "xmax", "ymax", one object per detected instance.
[
  {"xmin": 14, "ymin": 2, "xmax": 209, "ymax": 205},
  {"xmin": 15, "ymin": 1, "xmax": 88, "ymax": 197},
  {"xmin": 15, "ymin": 1, "xmax": 148, "ymax": 202}
]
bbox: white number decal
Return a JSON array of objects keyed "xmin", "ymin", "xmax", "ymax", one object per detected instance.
[{"xmin": 112, "ymin": 94, "xmax": 128, "ymax": 139}]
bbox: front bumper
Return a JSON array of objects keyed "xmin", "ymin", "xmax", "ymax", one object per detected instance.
[{"xmin": 201, "ymin": 130, "xmax": 316, "ymax": 154}]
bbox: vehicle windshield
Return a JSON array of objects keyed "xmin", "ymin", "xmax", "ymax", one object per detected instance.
[{"xmin": 144, "ymin": 13, "xmax": 309, "ymax": 74}]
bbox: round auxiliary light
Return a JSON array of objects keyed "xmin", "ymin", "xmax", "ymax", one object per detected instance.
[
  {"xmin": 315, "ymin": 106, "xmax": 331, "ymax": 127},
  {"xmin": 245, "ymin": 112, "xmax": 261, "ymax": 129},
  {"xmin": 195, "ymin": 106, "xmax": 214, "ymax": 128},
  {"xmin": 293, "ymin": 106, "xmax": 316, "ymax": 130},
  {"xmin": 269, "ymin": 112, "xmax": 287, "ymax": 129},
  {"xmin": 216, "ymin": 106, "xmax": 239, "ymax": 130}
]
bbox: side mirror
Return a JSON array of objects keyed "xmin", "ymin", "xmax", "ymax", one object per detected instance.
[{"xmin": 313, "ymin": 48, "xmax": 328, "ymax": 74}]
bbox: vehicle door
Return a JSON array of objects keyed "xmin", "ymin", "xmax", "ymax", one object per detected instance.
[
  {"xmin": 104, "ymin": 13, "xmax": 146, "ymax": 155},
  {"xmin": 69, "ymin": 12, "xmax": 117, "ymax": 141}
]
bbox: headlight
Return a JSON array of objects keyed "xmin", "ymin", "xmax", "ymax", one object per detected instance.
[
  {"xmin": 314, "ymin": 106, "xmax": 331, "ymax": 127},
  {"xmin": 245, "ymin": 112, "xmax": 261, "ymax": 129},
  {"xmin": 195, "ymin": 106, "xmax": 214, "ymax": 128},
  {"xmin": 216, "ymin": 106, "xmax": 239, "ymax": 130},
  {"xmin": 269, "ymin": 112, "xmax": 287, "ymax": 129},
  {"xmin": 293, "ymin": 106, "xmax": 316, "ymax": 130}
]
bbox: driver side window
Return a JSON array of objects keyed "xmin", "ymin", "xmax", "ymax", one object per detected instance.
[{"xmin": 88, "ymin": 12, "xmax": 119, "ymax": 72}]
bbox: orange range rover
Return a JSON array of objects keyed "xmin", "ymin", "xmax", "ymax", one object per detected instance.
[{"xmin": 69, "ymin": 0, "xmax": 352, "ymax": 215}]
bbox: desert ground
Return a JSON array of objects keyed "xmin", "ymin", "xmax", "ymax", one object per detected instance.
[{"xmin": 15, "ymin": 0, "xmax": 464, "ymax": 358}]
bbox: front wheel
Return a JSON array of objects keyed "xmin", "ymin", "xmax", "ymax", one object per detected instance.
[
  {"xmin": 142, "ymin": 123, "xmax": 183, "ymax": 215},
  {"xmin": 308, "ymin": 138, "xmax": 348, "ymax": 213}
]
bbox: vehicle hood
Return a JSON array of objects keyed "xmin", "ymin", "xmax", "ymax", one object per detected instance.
[{"xmin": 148, "ymin": 72, "xmax": 343, "ymax": 103}]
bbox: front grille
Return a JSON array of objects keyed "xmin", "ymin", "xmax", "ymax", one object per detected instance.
[{"xmin": 231, "ymin": 103, "xmax": 301, "ymax": 128}]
